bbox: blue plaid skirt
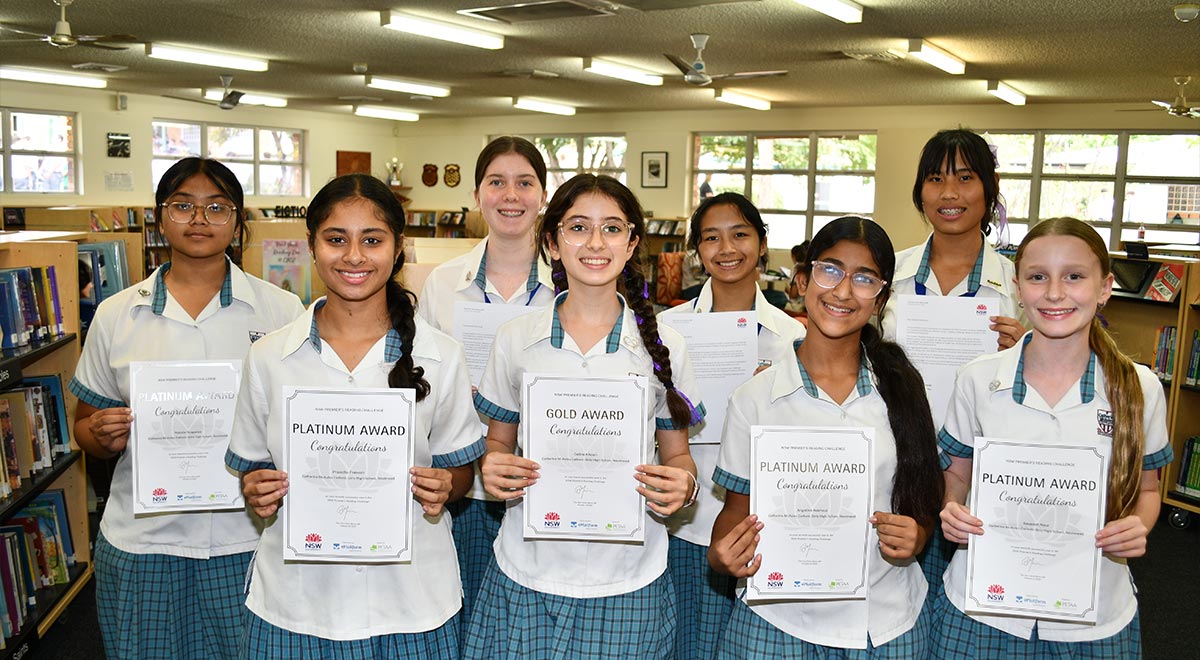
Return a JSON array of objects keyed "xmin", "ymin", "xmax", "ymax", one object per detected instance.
[
  {"xmin": 462, "ymin": 558, "xmax": 676, "ymax": 660},
  {"xmin": 669, "ymin": 535, "xmax": 735, "ymax": 660},
  {"xmin": 238, "ymin": 610, "xmax": 460, "ymax": 659},
  {"xmin": 931, "ymin": 593, "xmax": 1141, "ymax": 660},
  {"xmin": 447, "ymin": 496, "xmax": 505, "ymax": 623},
  {"xmin": 918, "ymin": 528, "xmax": 956, "ymax": 612},
  {"xmin": 714, "ymin": 596, "xmax": 931, "ymax": 660},
  {"xmin": 94, "ymin": 532, "xmax": 251, "ymax": 660}
]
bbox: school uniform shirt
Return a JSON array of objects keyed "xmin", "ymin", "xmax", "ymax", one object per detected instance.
[
  {"xmin": 474, "ymin": 292, "xmax": 704, "ymax": 599},
  {"xmin": 225, "ymin": 299, "xmax": 486, "ymax": 640},
  {"xmin": 659, "ymin": 279, "xmax": 806, "ymax": 546},
  {"xmin": 70, "ymin": 260, "xmax": 304, "ymax": 559},
  {"xmin": 881, "ymin": 233, "xmax": 1020, "ymax": 342},
  {"xmin": 417, "ymin": 235, "xmax": 555, "ymax": 501},
  {"xmin": 714, "ymin": 342, "xmax": 926, "ymax": 650},
  {"xmin": 938, "ymin": 334, "xmax": 1173, "ymax": 642}
]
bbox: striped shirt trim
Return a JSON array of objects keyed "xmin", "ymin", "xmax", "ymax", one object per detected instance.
[
  {"xmin": 938, "ymin": 451, "xmax": 953, "ymax": 471},
  {"xmin": 432, "ymin": 436, "xmax": 487, "ymax": 469},
  {"xmin": 713, "ymin": 466, "xmax": 750, "ymax": 495},
  {"xmin": 1144, "ymin": 444, "xmax": 1175, "ymax": 471},
  {"xmin": 68, "ymin": 377, "xmax": 125, "ymax": 410},
  {"xmin": 474, "ymin": 391, "xmax": 519, "ymax": 424},
  {"xmin": 915, "ymin": 233, "xmax": 985, "ymax": 296},
  {"xmin": 791, "ymin": 339, "xmax": 873, "ymax": 398},
  {"xmin": 151, "ymin": 261, "xmax": 234, "ymax": 315},
  {"xmin": 550, "ymin": 293, "xmax": 624, "ymax": 354},
  {"xmin": 938, "ymin": 428, "xmax": 974, "ymax": 458},
  {"xmin": 472, "ymin": 249, "xmax": 543, "ymax": 299},
  {"xmin": 1012, "ymin": 334, "xmax": 1096, "ymax": 405},
  {"xmin": 655, "ymin": 401, "xmax": 708, "ymax": 430},
  {"xmin": 225, "ymin": 448, "xmax": 276, "ymax": 472}
]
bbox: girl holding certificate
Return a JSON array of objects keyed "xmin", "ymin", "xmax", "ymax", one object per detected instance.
[
  {"xmin": 659, "ymin": 192, "xmax": 805, "ymax": 660},
  {"xmin": 935, "ymin": 218, "xmax": 1172, "ymax": 659},
  {"xmin": 417, "ymin": 136, "xmax": 554, "ymax": 621},
  {"xmin": 710, "ymin": 216, "xmax": 944, "ymax": 656},
  {"xmin": 466, "ymin": 174, "xmax": 703, "ymax": 659},
  {"xmin": 229, "ymin": 174, "xmax": 485, "ymax": 657},
  {"xmin": 70, "ymin": 157, "xmax": 304, "ymax": 659}
]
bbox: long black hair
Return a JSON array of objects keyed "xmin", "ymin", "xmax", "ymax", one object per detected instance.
[
  {"xmin": 911, "ymin": 128, "xmax": 1000, "ymax": 236},
  {"xmin": 805, "ymin": 216, "xmax": 943, "ymax": 525},
  {"xmin": 155, "ymin": 157, "xmax": 248, "ymax": 264},
  {"xmin": 305, "ymin": 174, "xmax": 429, "ymax": 401},
  {"xmin": 538, "ymin": 174, "xmax": 695, "ymax": 429},
  {"xmin": 686, "ymin": 192, "xmax": 768, "ymax": 252}
]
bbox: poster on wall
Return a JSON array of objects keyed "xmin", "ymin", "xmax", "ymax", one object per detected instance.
[{"xmin": 263, "ymin": 239, "xmax": 311, "ymax": 304}]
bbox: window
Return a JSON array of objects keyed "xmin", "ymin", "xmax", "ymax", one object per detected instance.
[
  {"xmin": 1, "ymin": 109, "xmax": 79, "ymax": 193},
  {"xmin": 985, "ymin": 131, "xmax": 1200, "ymax": 248},
  {"xmin": 691, "ymin": 132, "xmax": 877, "ymax": 249},
  {"xmin": 521, "ymin": 134, "xmax": 626, "ymax": 196},
  {"xmin": 151, "ymin": 119, "xmax": 305, "ymax": 196}
]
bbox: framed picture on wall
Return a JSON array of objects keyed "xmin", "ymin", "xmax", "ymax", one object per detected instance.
[{"xmin": 641, "ymin": 151, "xmax": 668, "ymax": 188}]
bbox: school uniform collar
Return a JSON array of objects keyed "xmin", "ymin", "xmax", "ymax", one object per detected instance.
[
  {"xmin": 135, "ymin": 258, "xmax": 241, "ymax": 315},
  {"xmin": 530, "ymin": 290, "xmax": 627, "ymax": 354},
  {"xmin": 688, "ymin": 278, "xmax": 786, "ymax": 338},
  {"xmin": 1005, "ymin": 332, "xmax": 1098, "ymax": 405},
  {"xmin": 914, "ymin": 232, "xmax": 985, "ymax": 295},
  {"xmin": 771, "ymin": 338, "xmax": 874, "ymax": 402},
  {"xmin": 280, "ymin": 297, "xmax": 440, "ymax": 363},
  {"xmin": 455, "ymin": 235, "xmax": 554, "ymax": 298}
]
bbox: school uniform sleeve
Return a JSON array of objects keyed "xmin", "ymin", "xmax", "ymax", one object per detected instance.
[
  {"xmin": 713, "ymin": 394, "xmax": 751, "ymax": 495},
  {"xmin": 1138, "ymin": 365, "xmax": 1174, "ymax": 470},
  {"xmin": 225, "ymin": 343, "xmax": 274, "ymax": 472},
  {"xmin": 474, "ymin": 323, "xmax": 521, "ymax": 425},
  {"xmin": 428, "ymin": 336, "xmax": 487, "ymax": 468},
  {"xmin": 938, "ymin": 366, "xmax": 979, "ymax": 462},
  {"xmin": 655, "ymin": 326, "xmax": 707, "ymax": 431},
  {"xmin": 416, "ymin": 272, "xmax": 440, "ymax": 330},
  {"xmin": 68, "ymin": 301, "xmax": 126, "ymax": 409}
]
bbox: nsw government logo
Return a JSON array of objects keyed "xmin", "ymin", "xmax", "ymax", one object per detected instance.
[
  {"xmin": 766, "ymin": 571, "xmax": 784, "ymax": 589},
  {"xmin": 987, "ymin": 584, "xmax": 1005, "ymax": 602},
  {"xmin": 151, "ymin": 487, "xmax": 168, "ymax": 503},
  {"xmin": 976, "ymin": 303, "xmax": 989, "ymax": 316},
  {"xmin": 736, "ymin": 317, "xmax": 749, "ymax": 329},
  {"xmin": 543, "ymin": 512, "xmax": 561, "ymax": 528},
  {"xmin": 304, "ymin": 533, "xmax": 323, "ymax": 550}
]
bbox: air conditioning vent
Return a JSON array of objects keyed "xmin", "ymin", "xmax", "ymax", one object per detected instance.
[
  {"xmin": 72, "ymin": 62, "xmax": 128, "ymax": 72},
  {"xmin": 460, "ymin": 1, "xmax": 614, "ymax": 23}
]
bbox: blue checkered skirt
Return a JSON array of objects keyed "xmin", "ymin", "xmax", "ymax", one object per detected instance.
[
  {"xmin": 714, "ymin": 596, "xmax": 931, "ymax": 660},
  {"xmin": 931, "ymin": 593, "xmax": 1141, "ymax": 660},
  {"xmin": 918, "ymin": 528, "xmax": 957, "ymax": 612},
  {"xmin": 238, "ymin": 610, "xmax": 460, "ymax": 659},
  {"xmin": 669, "ymin": 535, "xmax": 735, "ymax": 660},
  {"xmin": 447, "ymin": 496, "xmax": 505, "ymax": 623},
  {"xmin": 462, "ymin": 558, "xmax": 676, "ymax": 660},
  {"xmin": 94, "ymin": 532, "xmax": 251, "ymax": 660}
]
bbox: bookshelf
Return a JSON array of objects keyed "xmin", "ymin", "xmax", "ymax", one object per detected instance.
[{"xmin": 0, "ymin": 235, "xmax": 91, "ymax": 658}]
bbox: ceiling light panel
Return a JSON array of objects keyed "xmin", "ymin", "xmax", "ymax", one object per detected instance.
[
  {"xmin": 204, "ymin": 89, "xmax": 288, "ymax": 107},
  {"xmin": 381, "ymin": 10, "xmax": 504, "ymax": 50},
  {"xmin": 582, "ymin": 58, "xmax": 663, "ymax": 86},
  {"xmin": 513, "ymin": 97, "xmax": 576, "ymax": 115},
  {"xmin": 907, "ymin": 39, "xmax": 965, "ymax": 75},
  {"xmin": 146, "ymin": 44, "xmax": 269, "ymax": 71},
  {"xmin": 366, "ymin": 75, "xmax": 451, "ymax": 97},
  {"xmin": 714, "ymin": 90, "xmax": 771, "ymax": 111},
  {"xmin": 987, "ymin": 80, "xmax": 1026, "ymax": 106},
  {"xmin": 0, "ymin": 67, "xmax": 107, "ymax": 89},
  {"xmin": 791, "ymin": 0, "xmax": 863, "ymax": 24},
  {"xmin": 354, "ymin": 105, "xmax": 420, "ymax": 121}
]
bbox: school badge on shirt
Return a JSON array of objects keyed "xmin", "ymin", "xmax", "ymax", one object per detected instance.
[
  {"xmin": 1097, "ymin": 410, "xmax": 1114, "ymax": 438},
  {"xmin": 249, "ymin": 330, "xmax": 266, "ymax": 343}
]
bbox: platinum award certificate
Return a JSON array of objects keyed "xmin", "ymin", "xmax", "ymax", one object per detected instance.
[
  {"xmin": 522, "ymin": 374, "xmax": 650, "ymax": 542},
  {"xmin": 747, "ymin": 426, "xmax": 874, "ymax": 601},
  {"xmin": 130, "ymin": 360, "xmax": 244, "ymax": 514},
  {"xmin": 282, "ymin": 387, "xmax": 416, "ymax": 563},
  {"xmin": 965, "ymin": 437, "xmax": 1108, "ymax": 623}
]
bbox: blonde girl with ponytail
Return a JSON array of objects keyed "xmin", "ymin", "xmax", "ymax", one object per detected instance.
[{"xmin": 935, "ymin": 217, "xmax": 1173, "ymax": 659}]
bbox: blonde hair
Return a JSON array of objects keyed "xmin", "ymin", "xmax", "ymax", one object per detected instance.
[{"xmin": 1014, "ymin": 218, "xmax": 1144, "ymax": 522}]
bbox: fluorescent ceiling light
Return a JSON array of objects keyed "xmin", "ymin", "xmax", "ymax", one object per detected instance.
[
  {"xmin": 987, "ymin": 80, "xmax": 1026, "ymax": 106},
  {"xmin": 907, "ymin": 39, "xmax": 965, "ymax": 75},
  {"xmin": 380, "ymin": 10, "xmax": 503, "ymax": 50},
  {"xmin": 714, "ymin": 90, "xmax": 771, "ymax": 111},
  {"xmin": 791, "ymin": 0, "xmax": 863, "ymax": 24},
  {"xmin": 582, "ymin": 58, "xmax": 663, "ymax": 86},
  {"xmin": 513, "ymin": 97, "xmax": 576, "ymax": 116},
  {"xmin": 0, "ymin": 66, "xmax": 107, "ymax": 89},
  {"xmin": 366, "ymin": 75, "xmax": 450, "ymax": 97},
  {"xmin": 354, "ymin": 105, "xmax": 420, "ymax": 122},
  {"xmin": 204, "ymin": 89, "xmax": 287, "ymax": 107},
  {"xmin": 146, "ymin": 43, "xmax": 269, "ymax": 72}
]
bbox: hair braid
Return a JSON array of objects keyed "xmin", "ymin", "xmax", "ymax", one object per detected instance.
[
  {"xmin": 385, "ymin": 278, "xmax": 430, "ymax": 401},
  {"xmin": 623, "ymin": 263, "xmax": 693, "ymax": 428}
]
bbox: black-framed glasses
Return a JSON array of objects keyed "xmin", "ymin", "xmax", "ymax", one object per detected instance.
[
  {"xmin": 810, "ymin": 260, "xmax": 888, "ymax": 298},
  {"xmin": 162, "ymin": 201, "xmax": 237, "ymax": 225},
  {"xmin": 559, "ymin": 220, "xmax": 632, "ymax": 246}
]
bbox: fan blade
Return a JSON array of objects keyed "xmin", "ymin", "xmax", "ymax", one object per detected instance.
[
  {"xmin": 82, "ymin": 42, "xmax": 129, "ymax": 50},
  {"xmin": 1151, "ymin": 100, "xmax": 1172, "ymax": 108},
  {"xmin": 664, "ymin": 53, "xmax": 693, "ymax": 75},
  {"xmin": 710, "ymin": 70, "xmax": 788, "ymax": 81},
  {"xmin": 0, "ymin": 25, "xmax": 49, "ymax": 38},
  {"xmin": 163, "ymin": 94, "xmax": 218, "ymax": 107},
  {"xmin": 0, "ymin": 37, "xmax": 50, "ymax": 44},
  {"xmin": 77, "ymin": 34, "xmax": 139, "ymax": 43}
]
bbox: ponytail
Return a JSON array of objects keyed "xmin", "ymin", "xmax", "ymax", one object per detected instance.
[
  {"xmin": 384, "ymin": 277, "xmax": 430, "ymax": 401},
  {"xmin": 1090, "ymin": 318, "xmax": 1144, "ymax": 521}
]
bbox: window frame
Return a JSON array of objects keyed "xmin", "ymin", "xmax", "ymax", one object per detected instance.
[
  {"xmin": 151, "ymin": 118, "xmax": 306, "ymax": 197},
  {"xmin": 1, "ymin": 107, "xmax": 81, "ymax": 194},
  {"xmin": 500, "ymin": 133, "xmax": 628, "ymax": 193}
]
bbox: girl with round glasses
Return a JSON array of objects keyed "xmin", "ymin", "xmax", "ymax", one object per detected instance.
[
  {"xmin": 464, "ymin": 174, "xmax": 703, "ymax": 659},
  {"xmin": 70, "ymin": 157, "xmax": 304, "ymax": 659},
  {"xmin": 709, "ymin": 216, "xmax": 943, "ymax": 658},
  {"xmin": 658, "ymin": 192, "xmax": 805, "ymax": 660}
]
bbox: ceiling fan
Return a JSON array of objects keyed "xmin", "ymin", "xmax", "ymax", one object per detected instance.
[
  {"xmin": 0, "ymin": 0, "xmax": 138, "ymax": 50},
  {"xmin": 165, "ymin": 76, "xmax": 245, "ymax": 110},
  {"xmin": 1152, "ymin": 76, "xmax": 1200, "ymax": 118},
  {"xmin": 664, "ymin": 33, "xmax": 787, "ymax": 86}
]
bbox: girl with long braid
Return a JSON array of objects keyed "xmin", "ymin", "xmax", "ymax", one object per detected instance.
[
  {"xmin": 228, "ymin": 174, "xmax": 484, "ymax": 657},
  {"xmin": 464, "ymin": 174, "xmax": 703, "ymax": 659}
]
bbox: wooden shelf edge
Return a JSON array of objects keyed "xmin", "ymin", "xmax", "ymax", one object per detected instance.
[
  {"xmin": 1163, "ymin": 490, "xmax": 1200, "ymax": 514},
  {"xmin": 35, "ymin": 563, "xmax": 93, "ymax": 637},
  {"xmin": 0, "ymin": 333, "xmax": 79, "ymax": 373},
  {"xmin": 1, "ymin": 562, "xmax": 92, "ymax": 659},
  {"xmin": 0, "ymin": 451, "xmax": 82, "ymax": 522}
]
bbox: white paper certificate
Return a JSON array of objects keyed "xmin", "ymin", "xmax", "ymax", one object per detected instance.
[
  {"xmin": 965, "ymin": 437, "xmax": 1109, "ymax": 622},
  {"xmin": 659, "ymin": 311, "xmax": 757, "ymax": 445},
  {"xmin": 522, "ymin": 374, "xmax": 649, "ymax": 542},
  {"xmin": 282, "ymin": 387, "xmax": 416, "ymax": 563},
  {"xmin": 747, "ymin": 426, "xmax": 874, "ymax": 601},
  {"xmin": 454, "ymin": 301, "xmax": 543, "ymax": 385},
  {"xmin": 130, "ymin": 360, "xmax": 244, "ymax": 514},
  {"xmin": 894, "ymin": 295, "xmax": 996, "ymax": 428}
]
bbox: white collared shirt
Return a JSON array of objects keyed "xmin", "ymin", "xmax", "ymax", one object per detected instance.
[
  {"xmin": 659, "ymin": 279, "xmax": 806, "ymax": 546},
  {"xmin": 70, "ymin": 261, "xmax": 304, "ymax": 558},
  {"xmin": 881, "ymin": 233, "xmax": 1020, "ymax": 342},
  {"xmin": 715, "ymin": 347, "xmax": 926, "ymax": 650},
  {"xmin": 939, "ymin": 337, "xmax": 1172, "ymax": 642},
  {"xmin": 475, "ymin": 292, "xmax": 704, "ymax": 598},
  {"xmin": 226, "ymin": 300, "xmax": 485, "ymax": 640}
]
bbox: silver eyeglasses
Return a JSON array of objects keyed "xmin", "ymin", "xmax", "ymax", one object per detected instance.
[
  {"xmin": 162, "ymin": 201, "xmax": 237, "ymax": 225},
  {"xmin": 559, "ymin": 219, "xmax": 632, "ymax": 246},
  {"xmin": 809, "ymin": 260, "xmax": 888, "ymax": 298}
]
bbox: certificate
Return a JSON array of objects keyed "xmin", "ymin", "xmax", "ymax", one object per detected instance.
[
  {"xmin": 894, "ymin": 295, "xmax": 996, "ymax": 428},
  {"xmin": 965, "ymin": 437, "xmax": 1109, "ymax": 622},
  {"xmin": 522, "ymin": 374, "xmax": 649, "ymax": 542},
  {"xmin": 282, "ymin": 387, "xmax": 416, "ymax": 563},
  {"xmin": 659, "ymin": 311, "xmax": 757, "ymax": 445},
  {"xmin": 454, "ymin": 301, "xmax": 543, "ymax": 385},
  {"xmin": 129, "ymin": 360, "xmax": 244, "ymax": 514},
  {"xmin": 747, "ymin": 426, "xmax": 874, "ymax": 601}
]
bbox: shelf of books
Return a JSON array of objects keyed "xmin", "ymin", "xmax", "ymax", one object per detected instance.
[
  {"xmin": 1155, "ymin": 259, "xmax": 1200, "ymax": 521},
  {"xmin": 0, "ymin": 235, "xmax": 91, "ymax": 657}
]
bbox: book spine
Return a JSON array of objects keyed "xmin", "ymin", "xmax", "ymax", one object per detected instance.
[
  {"xmin": 47, "ymin": 265, "xmax": 63, "ymax": 337},
  {"xmin": 1178, "ymin": 438, "xmax": 1194, "ymax": 488}
]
